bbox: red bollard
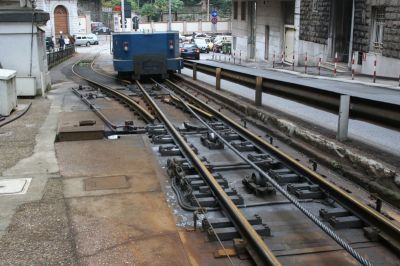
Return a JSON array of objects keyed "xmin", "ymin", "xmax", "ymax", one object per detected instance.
[
  {"xmin": 398, "ymin": 74, "xmax": 400, "ymax": 87},
  {"xmin": 334, "ymin": 52, "xmax": 338, "ymax": 78},
  {"xmin": 281, "ymin": 51, "xmax": 284, "ymax": 67},
  {"xmin": 273, "ymin": 52, "xmax": 275, "ymax": 68},
  {"xmin": 305, "ymin": 52, "xmax": 308, "ymax": 74},
  {"xmin": 292, "ymin": 54, "xmax": 295, "ymax": 71},
  {"xmin": 318, "ymin": 57, "xmax": 321, "ymax": 75},
  {"xmin": 351, "ymin": 54, "xmax": 355, "ymax": 80},
  {"xmin": 373, "ymin": 57, "xmax": 377, "ymax": 83}
]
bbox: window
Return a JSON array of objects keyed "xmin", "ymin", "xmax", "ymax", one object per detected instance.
[
  {"xmin": 233, "ymin": 2, "xmax": 238, "ymax": 20},
  {"xmin": 372, "ymin": 6, "xmax": 385, "ymax": 50},
  {"xmin": 241, "ymin": 1, "xmax": 246, "ymax": 21},
  {"xmin": 312, "ymin": 0, "xmax": 317, "ymax": 12}
]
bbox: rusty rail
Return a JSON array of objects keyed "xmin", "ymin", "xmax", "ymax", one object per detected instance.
[
  {"xmin": 71, "ymin": 62, "xmax": 155, "ymax": 124},
  {"xmin": 136, "ymin": 80, "xmax": 281, "ymax": 266},
  {"xmin": 165, "ymin": 78, "xmax": 400, "ymax": 255}
]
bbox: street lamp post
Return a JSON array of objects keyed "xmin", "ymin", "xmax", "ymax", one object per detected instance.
[
  {"xmin": 207, "ymin": 0, "xmax": 209, "ymax": 21},
  {"xmin": 121, "ymin": 0, "xmax": 125, "ymax": 32},
  {"xmin": 168, "ymin": 0, "xmax": 172, "ymax": 31}
]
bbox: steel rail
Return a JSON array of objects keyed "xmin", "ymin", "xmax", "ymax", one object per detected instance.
[
  {"xmin": 165, "ymin": 79, "xmax": 400, "ymax": 253},
  {"xmin": 71, "ymin": 88, "xmax": 117, "ymax": 131},
  {"xmin": 135, "ymin": 80, "xmax": 281, "ymax": 266},
  {"xmin": 161, "ymin": 81, "xmax": 372, "ymax": 266},
  {"xmin": 183, "ymin": 61, "xmax": 400, "ymax": 130},
  {"xmin": 71, "ymin": 63, "xmax": 155, "ymax": 124}
]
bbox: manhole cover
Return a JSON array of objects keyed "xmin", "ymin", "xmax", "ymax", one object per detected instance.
[
  {"xmin": 0, "ymin": 178, "xmax": 32, "ymax": 195},
  {"xmin": 84, "ymin": 175, "xmax": 129, "ymax": 191}
]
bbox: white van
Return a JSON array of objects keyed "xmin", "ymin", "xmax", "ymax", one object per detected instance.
[{"xmin": 74, "ymin": 34, "xmax": 98, "ymax": 46}]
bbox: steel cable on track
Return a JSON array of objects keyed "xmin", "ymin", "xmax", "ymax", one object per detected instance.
[{"xmin": 156, "ymin": 79, "xmax": 373, "ymax": 266}]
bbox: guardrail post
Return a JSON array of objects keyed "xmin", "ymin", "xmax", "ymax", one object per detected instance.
[
  {"xmin": 337, "ymin": 95, "xmax": 350, "ymax": 141},
  {"xmin": 255, "ymin": 76, "xmax": 263, "ymax": 106},
  {"xmin": 193, "ymin": 63, "xmax": 197, "ymax": 81},
  {"xmin": 216, "ymin": 67, "xmax": 221, "ymax": 90}
]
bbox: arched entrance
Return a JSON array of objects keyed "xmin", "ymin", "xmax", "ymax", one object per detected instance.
[{"xmin": 54, "ymin": 5, "xmax": 69, "ymax": 36}]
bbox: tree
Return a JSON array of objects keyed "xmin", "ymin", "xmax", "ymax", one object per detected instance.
[
  {"xmin": 102, "ymin": 0, "xmax": 138, "ymax": 12},
  {"xmin": 154, "ymin": 0, "xmax": 168, "ymax": 21},
  {"xmin": 210, "ymin": 0, "xmax": 231, "ymax": 17},
  {"xmin": 182, "ymin": 0, "xmax": 201, "ymax": 5},
  {"xmin": 171, "ymin": 0, "xmax": 184, "ymax": 21},
  {"xmin": 141, "ymin": 3, "xmax": 157, "ymax": 21}
]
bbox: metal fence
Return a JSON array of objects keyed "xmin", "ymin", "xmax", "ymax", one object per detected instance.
[{"xmin": 47, "ymin": 46, "xmax": 75, "ymax": 69}]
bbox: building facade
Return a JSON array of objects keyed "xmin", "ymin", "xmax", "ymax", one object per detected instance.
[
  {"xmin": 231, "ymin": 0, "xmax": 300, "ymax": 65},
  {"xmin": 231, "ymin": 0, "xmax": 400, "ymax": 78},
  {"xmin": 35, "ymin": 0, "xmax": 101, "ymax": 37}
]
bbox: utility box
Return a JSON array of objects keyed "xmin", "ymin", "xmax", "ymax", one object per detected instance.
[
  {"xmin": 0, "ymin": 69, "xmax": 17, "ymax": 116},
  {"xmin": 16, "ymin": 77, "xmax": 36, "ymax": 96}
]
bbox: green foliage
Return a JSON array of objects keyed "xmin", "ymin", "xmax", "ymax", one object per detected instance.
[
  {"xmin": 172, "ymin": 0, "xmax": 184, "ymax": 12},
  {"xmin": 154, "ymin": 0, "xmax": 169, "ymax": 13},
  {"xmin": 141, "ymin": 3, "xmax": 157, "ymax": 19},
  {"xmin": 182, "ymin": 0, "xmax": 201, "ymax": 5},
  {"xmin": 210, "ymin": 0, "xmax": 231, "ymax": 17},
  {"xmin": 102, "ymin": 0, "xmax": 138, "ymax": 11}
]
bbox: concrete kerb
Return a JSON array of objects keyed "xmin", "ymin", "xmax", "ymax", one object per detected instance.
[
  {"xmin": 0, "ymin": 81, "xmax": 73, "ymax": 238},
  {"xmin": 206, "ymin": 59, "xmax": 400, "ymax": 92}
]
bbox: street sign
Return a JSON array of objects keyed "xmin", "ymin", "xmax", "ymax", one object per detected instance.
[
  {"xmin": 211, "ymin": 10, "xmax": 218, "ymax": 17},
  {"xmin": 211, "ymin": 17, "xmax": 218, "ymax": 24}
]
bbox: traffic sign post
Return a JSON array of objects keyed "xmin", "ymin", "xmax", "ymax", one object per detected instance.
[
  {"xmin": 211, "ymin": 10, "xmax": 218, "ymax": 17},
  {"xmin": 211, "ymin": 17, "xmax": 218, "ymax": 24}
]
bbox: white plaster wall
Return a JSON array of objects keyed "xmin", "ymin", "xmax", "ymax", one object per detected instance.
[
  {"xmin": 137, "ymin": 21, "xmax": 230, "ymax": 34},
  {"xmin": 171, "ymin": 22, "xmax": 184, "ymax": 32},
  {"xmin": 232, "ymin": 0, "xmax": 291, "ymax": 62},
  {"xmin": 0, "ymin": 23, "xmax": 50, "ymax": 95},
  {"xmin": 298, "ymin": 40, "xmax": 328, "ymax": 65},
  {"xmin": 361, "ymin": 53, "xmax": 400, "ymax": 78},
  {"xmin": 187, "ymin": 22, "xmax": 199, "ymax": 33},
  {"xmin": 37, "ymin": 0, "xmax": 79, "ymax": 36}
]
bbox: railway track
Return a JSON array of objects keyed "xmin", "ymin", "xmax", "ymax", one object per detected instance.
[{"xmin": 70, "ymin": 58, "xmax": 400, "ymax": 265}]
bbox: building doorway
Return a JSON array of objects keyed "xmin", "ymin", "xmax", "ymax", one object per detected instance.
[
  {"xmin": 284, "ymin": 27, "xmax": 295, "ymax": 63},
  {"xmin": 330, "ymin": 0, "xmax": 352, "ymax": 62},
  {"xmin": 265, "ymin": 25, "xmax": 270, "ymax": 60},
  {"xmin": 282, "ymin": 1, "xmax": 295, "ymax": 63},
  {"xmin": 54, "ymin": 5, "xmax": 69, "ymax": 36}
]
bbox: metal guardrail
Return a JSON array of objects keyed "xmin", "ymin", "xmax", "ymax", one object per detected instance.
[
  {"xmin": 183, "ymin": 61, "xmax": 400, "ymax": 139},
  {"xmin": 47, "ymin": 46, "xmax": 75, "ymax": 69}
]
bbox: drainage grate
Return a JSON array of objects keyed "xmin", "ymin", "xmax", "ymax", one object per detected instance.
[{"xmin": 0, "ymin": 178, "xmax": 32, "ymax": 195}]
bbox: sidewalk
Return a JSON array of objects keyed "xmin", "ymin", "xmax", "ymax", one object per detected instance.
[{"xmin": 207, "ymin": 52, "xmax": 400, "ymax": 91}]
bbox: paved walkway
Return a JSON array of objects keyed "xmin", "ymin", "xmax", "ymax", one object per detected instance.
[{"xmin": 198, "ymin": 55, "xmax": 400, "ymax": 105}]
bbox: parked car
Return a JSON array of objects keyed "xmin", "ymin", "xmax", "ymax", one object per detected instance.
[
  {"xmin": 74, "ymin": 34, "xmax": 92, "ymax": 46},
  {"xmin": 194, "ymin": 33, "xmax": 211, "ymax": 38},
  {"xmin": 87, "ymin": 34, "xmax": 99, "ymax": 45},
  {"xmin": 93, "ymin": 26, "xmax": 111, "ymax": 35},
  {"xmin": 91, "ymin": 22, "xmax": 104, "ymax": 33},
  {"xmin": 45, "ymin": 37, "xmax": 54, "ymax": 52},
  {"xmin": 213, "ymin": 36, "xmax": 232, "ymax": 53},
  {"xmin": 180, "ymin": 43, "xmax": 200, "ymax": 60},
  {"xmin": 193, "ymin": 38, "xmax": 209, "ymax": 53}
]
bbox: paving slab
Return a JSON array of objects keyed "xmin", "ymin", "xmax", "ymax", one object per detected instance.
[{"xmin": 67, "ymin": 192, "xmax": 190, "ymax": 265}]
